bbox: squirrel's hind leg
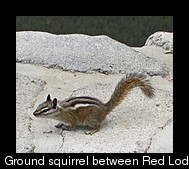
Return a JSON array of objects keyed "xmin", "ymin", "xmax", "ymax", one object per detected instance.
[
  {"xmin": 84, "ymin": 108, "xmax": 104, "ymax": 135},
  {"xmin": 85, "ymin": 127, "xmax": 100, "ymax": 135},
  {"xmin": 84, "ymin": 121, "xmax": 101, "ymax": 135}
]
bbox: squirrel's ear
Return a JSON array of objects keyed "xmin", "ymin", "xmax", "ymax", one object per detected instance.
[
  {"xmin": 53, "ymin": 98, "xmax": 57, "ymax": 109},
  {"xmin": 47, "ymin": 94, "xmax": 51, "ymax": 101}
]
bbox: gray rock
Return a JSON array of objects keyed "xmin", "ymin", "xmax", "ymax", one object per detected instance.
[
  {"xmin": 147, "ymin": 121, "xmax": 173, "ymax": 153},
  {"xmin": 16, "ymin": 73, "xmax": 46, "ymax": 153},
  {"xmin": 16, "ymin": 57, "xmax": 173, "ymax": 153},
  {"xmin": 145, "ymin": 31, "xmax": 173, "ymax": 54},
  {"xmin": 16, "ymin": 31, "xmax": 169, "ymax": 76}
]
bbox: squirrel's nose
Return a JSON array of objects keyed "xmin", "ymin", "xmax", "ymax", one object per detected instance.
[{"xmin": 33, "ymin": 110, "xmax": 38, "ymax": 116}]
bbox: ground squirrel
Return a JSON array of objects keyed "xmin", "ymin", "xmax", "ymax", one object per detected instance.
[{"xmin": 33, "ymin": 73, "xmax": 154, "ymax": 135}]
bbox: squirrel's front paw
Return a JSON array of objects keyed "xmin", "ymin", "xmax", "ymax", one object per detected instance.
[
  {"xmin": 55, "ymin": 123, "xmax": 64, "ymax": 128},
  {"xmin": 55, "ymin": 123, "xmax": 72, "ymax": 130}
]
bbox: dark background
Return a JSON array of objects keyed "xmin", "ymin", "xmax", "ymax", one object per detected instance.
[{"xmin": 16, "ymin": 16, "xmax": 173, "ymax": 47}]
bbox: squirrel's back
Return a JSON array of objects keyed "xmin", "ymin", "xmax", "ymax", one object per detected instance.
[{"xmin": 105, "ymin": 73, "xmax": 154, "ymax": 113}]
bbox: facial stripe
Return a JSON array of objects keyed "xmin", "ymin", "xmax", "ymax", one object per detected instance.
[{"xmin": 42, "ymin": 108, "xmax": 50, "ymax": 113}]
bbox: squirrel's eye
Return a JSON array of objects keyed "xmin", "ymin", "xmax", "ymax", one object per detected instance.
[{"xmin": 42, "ymin": 108, "xmax": 49, "ymax": 113}]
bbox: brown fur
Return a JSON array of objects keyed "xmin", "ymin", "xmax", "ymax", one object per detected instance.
[{"xmin": 105, "ymin": 73, "xmax": 154, "ymax": 113}]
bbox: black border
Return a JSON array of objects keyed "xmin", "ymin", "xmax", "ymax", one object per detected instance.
[{"xmin": 8, "ymin": 15, "xmax": 188, "ymax": 168}]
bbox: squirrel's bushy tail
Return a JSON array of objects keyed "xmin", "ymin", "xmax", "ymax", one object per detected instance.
[{"xmin": 105, "ymin": 73, "xmax": 154, "ymax": 113}]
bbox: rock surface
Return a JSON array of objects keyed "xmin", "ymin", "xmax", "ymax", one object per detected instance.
[
  {"xmin": 145, "ymin": 31, "xmax": 173, "ymax": 54},
  {"xmin": 133, "ymin": 46, "xmax": 173, "ymax": 81},
  {"xmin": 16, "ymin": 63, "xmax": 173, "ymax": 153},
  {"xmin": 16, "ymin": 73, "xmax": 46, "ymax": 153},
  {"xmin": 16, "ymin": 31, "xmax": 169, "ymax": 76},
  {"xmin": 16, "ymin": 31, "xmax": 173, "ymax": 153},
  {"xmin": 147, "ymin": 121, "xmax": 173, "ymax": 153}
]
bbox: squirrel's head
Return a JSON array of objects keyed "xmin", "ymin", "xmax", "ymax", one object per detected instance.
[{"xmin": 33, "ymin": 94, "xmax": 59, "ymax": 119}]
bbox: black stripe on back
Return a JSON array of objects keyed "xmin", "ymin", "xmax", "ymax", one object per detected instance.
[{"xmin": 65, "ymin": 96, "xmax": 104, "ymax": 107}]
